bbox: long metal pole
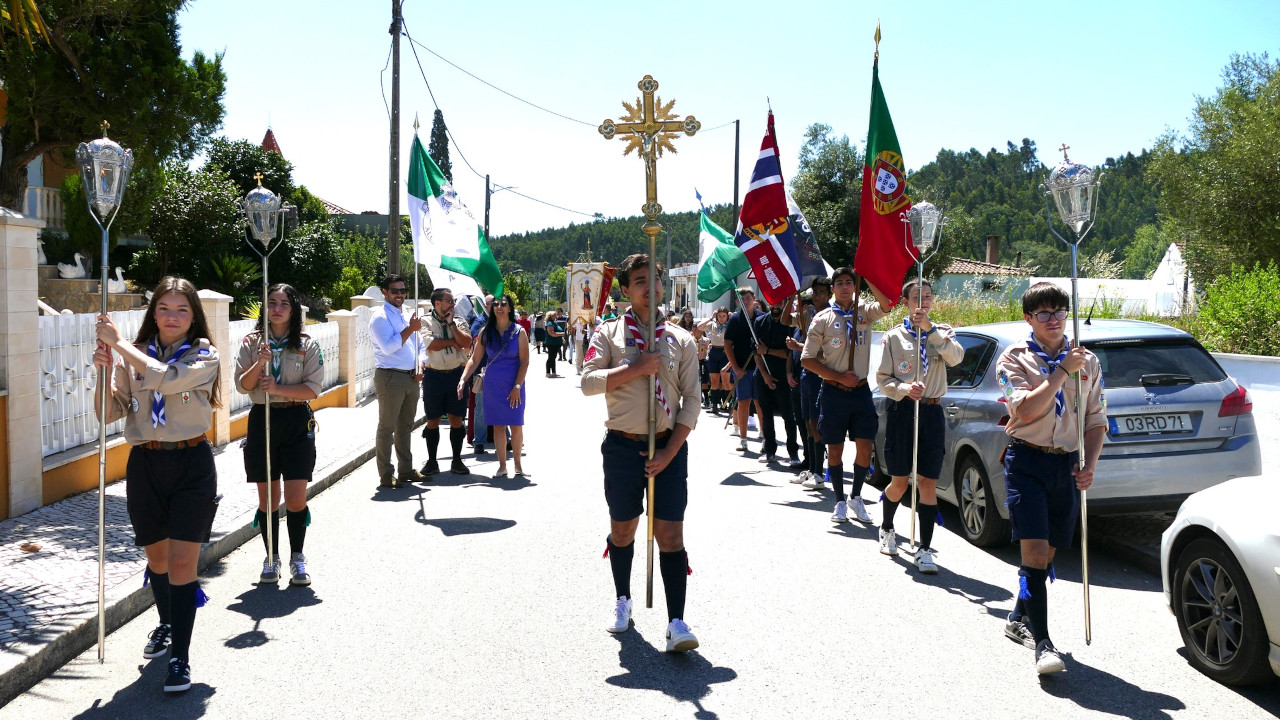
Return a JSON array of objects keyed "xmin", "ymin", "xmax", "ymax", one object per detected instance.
[
  {"xmin": 388, "ymin": 0, "xmax": 402, "ymax": 275},
  {"xmin": 96, "ymin": 225, "xmax": 108, "ymax": 662},
  {"xmin": 642, "ymin": 223, "xmax": 660, "ymax": 609},
  {"xmin": 731, "ymin": 120, "xmax": 740, "ymax": 313},
  {"xmin": 909, "ymin": 256, "xmax": 922, "ymax": 548},
  {"xmin": 484, "ymin": 174, "xmax": 491, "ymax": 248},
  {"xmin": 261, "ymin": 255, "xmax": 274, "ymax": 571},
  {"xmin": 1071, "ymin": 243, "xmax": 1091, "ymax": 645}
]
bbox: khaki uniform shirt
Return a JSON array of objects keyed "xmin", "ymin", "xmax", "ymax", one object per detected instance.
[
  {"xmin": 800, "ymin": 299, "xmax": 888, "ymax": 380},
  {"xmin": 997, "ymin": 339, "xmax": 1108, "ymax": 451},
  {"xmin": 876, "ymin": 323, "xmax": 965, "ymax": 402},
  {"xmin": 703, "ymin": 321, "xmax": 727, "ymax": 348},
  {"xmin": 423, "ymin": 313, "xmax": 470, "ymax": 371},
  {"xmin": 100, "ymin": 339, "xmax": 220, "ymax": 445},
  {"xmin": 581, "ymin": 316, "xmax": 701, "ymax": 434},
  {"xmin": 234, "ymin": 333, "xmax": 325, "ymax": 405}
]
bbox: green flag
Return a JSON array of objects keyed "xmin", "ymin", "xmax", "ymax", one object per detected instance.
[{"xmin": 697, "ymin": 211, "xmax": 750, "ymax": 302}]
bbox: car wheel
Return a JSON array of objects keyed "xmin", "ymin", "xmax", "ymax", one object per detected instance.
[
  {"xmin": 956, "ymin": 454, "xmax": 1008, "ymax": 548},
  {"xmin": 1173, "ymin": 537, "xmax": 1273, "ymax": 685}
]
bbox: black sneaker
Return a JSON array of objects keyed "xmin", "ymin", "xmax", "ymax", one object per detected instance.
[
  {"xmin": 1004, "ymin": 613, "xmax": 1035, "ymax": 649},
  {"xmin": 1035, "ymin": 640, "xmax": 1066, "ymax": 675},
  {"xmin": 451, "ymin": 458, "xmax": 469, "ymax": 475},
  {"xmin": 143, "ymin": 623, "xmax": 171, "ymax": 659},
  {"xmin": 164, "ymin": 658, "xmax": 191, "ymax": 693},
  {"xmin": 421, "ymin": 459, "xmax": 440, "ymax": 477}
]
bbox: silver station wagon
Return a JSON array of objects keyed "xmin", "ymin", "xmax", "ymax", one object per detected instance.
[{"xmin": 869, "ymin": 319, "xmax": 1262, "ymax": 547}]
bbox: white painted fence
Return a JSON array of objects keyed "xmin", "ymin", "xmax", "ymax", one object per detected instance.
[
  {"xmin": 227, "ymin": 319, "xmax": 259, "ymax": 415},
  {"xmin": 353, "ymin": 305, "xmax": 375, "ymax": 401}
]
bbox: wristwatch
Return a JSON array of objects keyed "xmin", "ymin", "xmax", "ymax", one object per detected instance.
[{"xmin": 513, "ymin": 383, "xmax": 522, "ymax": 389}]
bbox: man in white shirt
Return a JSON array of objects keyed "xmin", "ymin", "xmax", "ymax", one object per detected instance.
[{"xmin": 369, "ymin": 274, "xmax": 425, "ymax": 488}]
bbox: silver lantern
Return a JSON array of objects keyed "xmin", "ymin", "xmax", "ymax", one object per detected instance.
[{"xmin": 906, "ymin": 200, "xmax": 942, "ymax": 253}]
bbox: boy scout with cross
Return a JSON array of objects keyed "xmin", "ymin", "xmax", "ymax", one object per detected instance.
[{"xmin": 581, "ymin": 253, "xmax": 702, "ymax": 652}]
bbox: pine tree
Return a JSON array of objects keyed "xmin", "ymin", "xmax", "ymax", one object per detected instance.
[{"xmin": 428, "ymin": 109, "xmax": 453, "ymax": 182}]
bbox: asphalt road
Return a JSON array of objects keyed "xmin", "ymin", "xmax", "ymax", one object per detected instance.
[{"xmin": 4, "ymin": 365, "xmax": 1278, "ymax": 720}]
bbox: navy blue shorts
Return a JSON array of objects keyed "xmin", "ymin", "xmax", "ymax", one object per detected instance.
[
  {"xmin": 602, "ymin": 431, "xmax": 688, "ymax": 522},
  {"xmin": 127, "ymin": 442, "xmax": 219, "ymax": 547},
  {"xmin": 818, "ymin": 381, "xmax": 877, "ymax": 444},
  {"xmin": 799, "ymin": 370, "xmax": 822, "ymax": 421},
  {"xmin": 243, "ymin": 404, "xmax": 316, "ymax": 483},
  {"xmin": 1003, "ymin": 442, "xmax": 1080, "ymax": 548},
  {"xmin": 422, "ymin": 366, "xmax": 467, "ymax": 418},
  {"xmin": 707, "ymin": 347, "xmax": 728, "ymax": 374},
  {"xmin": 884, "ymin": 400, "xmax": 945, "ymax": 478},
  {"xmin": 732, "ymin": 367, "xmax": 757, "ymax": 401}
]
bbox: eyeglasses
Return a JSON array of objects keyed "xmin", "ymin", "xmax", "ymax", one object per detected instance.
[
  {"xmin": 495, "ymin": 300, "xmax": 511, "ymax": 307},
  {"xmin": 388, "ymin": 287, "xmax": 408, "ymax": 295},
  {"xmin": 438, "ymin": 298, "xmax": 456, "ymax": 304},
  {"xmin": 1032, "ymin": 309, "xmax": 1069, "ymax": 322}
]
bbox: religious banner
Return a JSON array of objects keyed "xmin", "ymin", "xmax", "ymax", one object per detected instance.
[
  {"xmin": 567, "ymin": 262, "xmax": 607, "ymax": 327},
  {"xmin": 734, "ymin": 111, "xmax": 802, "ymax": 307},
  {"xmin": 853, "ymin": 41, "xmax": 916, "ymax": 307},
  {"xmin": 596, "ymin": 265, "xmax": 617, "ymax": 318}
]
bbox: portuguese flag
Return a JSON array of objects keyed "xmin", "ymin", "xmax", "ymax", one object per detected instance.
[{"xmin": 853, "ymin": 49, "xmax": 917, "ymax": 307}]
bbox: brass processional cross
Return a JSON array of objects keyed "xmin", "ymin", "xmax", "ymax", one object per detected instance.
[{"xmin": 597, "ymin": 75, "xmax": 700, "ymax": 609}]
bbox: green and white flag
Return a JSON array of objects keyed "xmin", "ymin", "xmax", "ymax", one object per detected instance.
[
  {"xmin": 697, "ymin": 210, "xmax": 750, "ymax": 302},
  {"xmin": 408, "ymin": 135, "xmax": 504, "ymax": 297}
]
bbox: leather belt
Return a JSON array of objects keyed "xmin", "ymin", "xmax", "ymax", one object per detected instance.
[
  {"xmin": 609, "ymin": 429, "xmax": 672, "ymax": 442},
  {"xmin": 894, "ymin": 397, "xmax": 942, "ymax": 406},
  {"xmin": 141, "ymin": 435, "xmax": 207, "ymax": 451},
  {"xmin": 823, "ymin": 378, "xmax": 867, "ymax": 392},
  {"xmin": 270, "ymin": 400, "xmax": 308, "ymax": 408},
  {"xmin": 425, "ymin": 366, "xmax": 462, "ymax": 374},
  {"xmin": 1012, "ymin": 438, "xmax": 1069, "ymax": 455},
  {"xmin": 377, "ymin": 367, "xmax": 413, "ymax": 374}
]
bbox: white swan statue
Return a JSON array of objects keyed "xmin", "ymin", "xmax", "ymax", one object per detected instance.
[
  {"xmin": 38, "ymin": 239, "xmax": 47, "ymax": 265},
  {"xmin": 58, "ymin": 252, "xmax": 87, "ymax": 279},
  {"xmin": 107, "ymin": 267, "xmax": 127, "ymax": 294}
]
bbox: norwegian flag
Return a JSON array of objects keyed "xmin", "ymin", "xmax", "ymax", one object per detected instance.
[{"xmin": 734, "ymin": 111, "xmax": 802, "ymax": 306}]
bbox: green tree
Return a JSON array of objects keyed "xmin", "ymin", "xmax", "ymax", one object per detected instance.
[
  {"xmin": 1122, "ymin": 224, "xmax": 1167, "ymax": 279},
  {"xmin": 0, "ymin": 0, "xmax": 226, "ymax": 211},
  {"xmin": 428, "ymin": 109, "xmax": 452, "ymax": 182},
  {"xmin": 546, "ymin": 266, "xmax": 567, "ymax": 304},
  {"xmin": 1148, "ymin": 53, "xmax": 1280, "ymax": 281},
  {"xmin": 272, "ymin": 219, "xmax": 343, "ymax": 311},
  {"xmin": 203, "ymin": 137, "xmax": 295, "ymax": 198},
  {"xmin": 790, "ymin": 123, "xmax": 863, "ymax": 267},
  {"xmin": 502, "ymin": 271, "xmax": 533, "ymax": 307},
  {"xmin": 144, "ymin": 161, "xmax": 241, "ymax": 286}
]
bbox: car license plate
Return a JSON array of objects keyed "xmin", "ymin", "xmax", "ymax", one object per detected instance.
[{"xmin": 1109, "ymin": 413, "xmax": 1193, "ymax": 436}]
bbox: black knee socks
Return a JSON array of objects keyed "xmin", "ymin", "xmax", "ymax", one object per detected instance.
[
  {"xmin": 148, "ymin": 569, "xmax": 171, "ymax": 625},
  {"xmin": 1019, "ymin": 566, "xmax": 1050, "ymax": 645},
  {"xmin": 449, "ymin": 427, "xmax": 465, "ymax": 460},
  {"xmin": 607, "ymin": 537, "xmax": 633, "ymax": 599},
  {"xmin": 659, "ymin": 549, "xmax": 689, "ymax": 622},
  {"xmin": 919, "ymin": 503, "xmax": 937, "ymax": 550},
  {"xmin": 829, "ymin": 465, "xmax": 844, "ymax": 501},
  {"xmin": 810, "ymin": 442, "xmax": 824, "ymax": 476},
  {"xmin": 169, "ymin": 581, "xmax": 198, "ymax": 662},
  {"xmin": 255, "ymin": 509, "xmax": 281, "ymax": 557},
  {"xmin": 851, "ymin": 464, "xmax": 869, "ymax": 498},
  {"xmin": 287, "ymin": 506, "xmax": 308, "ymax": 555},
  {"xmin": 881, "ymin": 496, "xmax": 900, "ymax": 530},
  {"xmin": 426, "ymin": 427, "xmax": 440, "ymax": 461}
]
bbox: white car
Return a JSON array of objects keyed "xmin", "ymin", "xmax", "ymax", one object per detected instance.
[{"xmin": 1161, "ymin": 473, "xmax": 1280, "ymax": 685}]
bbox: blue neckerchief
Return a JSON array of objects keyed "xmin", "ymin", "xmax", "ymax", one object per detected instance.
[
  {"xmin": 904, "ymin": 319, "xmax": 929, "ymax": 379},
  {"xmin": 831, "ymin": 302, "xmax": 857, "ymax": 345},
  {"xmin": 146, "ymin": 339, "xmax": 193, "ymax": 427},
  {"xmin": 1026, "ymin": 333, "xmax": 1070, "ymax": 417}
]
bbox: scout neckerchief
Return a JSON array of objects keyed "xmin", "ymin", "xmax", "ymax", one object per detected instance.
[
  {"xmin": 1026, "ymin": 333, "xmax": 1070, "ymax": 417},
  {"xmin": 830, "ymin": 301, "xmax": 859, "ymax": 372},
  {"xmin": 903, "ymin": 319, "xmax": 931, "ymax": 379},
  {"xmin": 146, "ymin": 339, "xmax": 193, "ymax": 427},
  {"xmin": 267, "ymin": 334, "xmax": 289, "ymax": 382},
  {"xmin": 432, "ymin": 310, "xmax": 456, "ymax": 355},
  {"xmin": 624, "ymin": 310, "xmax": 672, "ymax": 418}
]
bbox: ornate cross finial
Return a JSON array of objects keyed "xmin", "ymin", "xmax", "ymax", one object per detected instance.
[
  {"xmin": 1059, "ymin": 143, "xmax": 1071, "ymax": 160},
  {"xmin": 253, "ymin": 171, "xmax": 264, "ymax": 187},
  {"xmin": 598, "ymin": 75, "xmax": 700, "ymax": 222},
  {"xmin": 874, "ymin": 22, "xmax": 881, "ymax": 61},
  {"xmin": 413, "ymin": 112, "xmax": 420, "ymax": 133},
  {"xmin": 100, "ymin": 120, "xmax": 110, "ymax": 137}
]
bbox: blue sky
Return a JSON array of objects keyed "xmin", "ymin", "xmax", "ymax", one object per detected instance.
[{"xmin": 177, "ymin": 0, "xmax": 1279, "ymax": 239}]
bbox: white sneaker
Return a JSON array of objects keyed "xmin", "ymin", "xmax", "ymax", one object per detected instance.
[
  {"xmin": 738, "ymin": 438, "xmax": 748, "ymax": 452},
  {"xmin": 607, "ymin": 596, "xmax": 632, "ymax": 634},
  {"xmin": 665, "ymin": 618, "xmax": 699, "ymax": 652},
  {"xmin": 1035, "ymin": 641, "xmax": 1066, "ymax": 674},
  {"xmin": 747, "ymin": 417, "xmax": 758, "ymax": 431},
  {"xmin": 831, "ymin": 500, "xmax": 848, "ymax": 523},
  {"xmin": 848, "ymin": 496, "xmax": 872, "ymax": 524},
  {"xmin": 259, "ymin": 555, "xmax": 280, "ymax": 584},
  {"xmin": 914, "ymin": 547, "xmax": 939, "ymax": 574},
  {"xmin": 803, "ymin": 473, "xmax": 826, "ymax": 489},
  {"xmin": 289, "ymin": 552, "xmax": 311, "ymax": 586},
  {"xmin": 879, "ymin": 528, "xmax": 899, "ymax": 556},
  {"xmin": 792, "ymin": 470, "xmax": 810, "ymax": 485},
  {"xmin": 757, "ymin": 454, "xmax": 775, "ymax": 464}
]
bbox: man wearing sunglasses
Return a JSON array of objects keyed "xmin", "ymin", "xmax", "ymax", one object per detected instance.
[
  {"xmin": 995, "ymin": 282, "xmax": 1107, "ymax": 676},
  {"xmin": 370, "ymin": 274, "xmax": 425, "ymax": 489},
  {"xmin": 421, "ymin": 287, "xmax": 473, "ymax": 476}
]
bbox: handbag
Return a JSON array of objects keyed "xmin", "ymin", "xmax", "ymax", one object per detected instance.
[{"xmin": 472, "ymin": 325, "xmax": 518, "ymax": 394}]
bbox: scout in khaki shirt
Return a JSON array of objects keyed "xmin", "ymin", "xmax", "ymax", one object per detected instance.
[
  {"xmin": 421, "ymin": 287, "xmax": 473, "ymax": 477},
  {"xmin": 800, "ymin": 266, "xmax": 892, "ymax": 524},
  {"xmin": 874, "ymin": 280, "xmax": 964, "ymax": 572},
  {"xmin": 581, "ymin": 253, "xmax": 701, "ymax": 653},
  {"xmin": 995, "ymin": 282, "xmax": 1107, "ymax": 676},
  {"xmin": 234, "ymin": 283, "xmax": 324, "ymax": 587},
  {"xmin": 93, "ymin": 276, "xmax": 222, "ymax": 694}
]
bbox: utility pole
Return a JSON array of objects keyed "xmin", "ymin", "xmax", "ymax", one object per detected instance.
[
  {"xmin": 731, "ymin": 118, "xmax": 740, "ymax": 311},
  {"xmin": 388, "ymin": 0, "xmax": 403, "ymax": 274}
]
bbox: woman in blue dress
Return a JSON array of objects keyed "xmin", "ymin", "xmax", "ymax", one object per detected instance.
[{"xmin": 459, "ymin": 293, "xmax": 530, "ymax": 478}]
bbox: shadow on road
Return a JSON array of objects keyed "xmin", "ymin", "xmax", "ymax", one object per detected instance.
[
  {"xmin": 1172, "ymin": 648, "xmax": 1280, "ymax": 715},
  {"xmin": 223, "ymin": 585, "xmax": 322, "ymax": 650},
  {"xmin": 1040, "ymin": 653, "xmax": 1185, "ymax": 719},
  {"xmin": 892, "ymin": 552, "xmax": 1016, "ymax": 620},
  {"xmin": 416, "ymin": 517, "xmax": 517, "ymax": 536},
  {"xmin": 419, "ymin": 473, "xmax": 537, "ymax": 492},
  {"xmin": 369, "ymin": 484, "xmax": 429, "ymax": 502},
  {"xmin": 69, "ymin": 666, "xmax": 215, "ymax": 719},
  {"xmin": 720, "ymin": 472, "xmax": 771, "ymax": 487},
  {"xmin": 606, "ymin": 628, "xmax": 737, "ymax": 720}
]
